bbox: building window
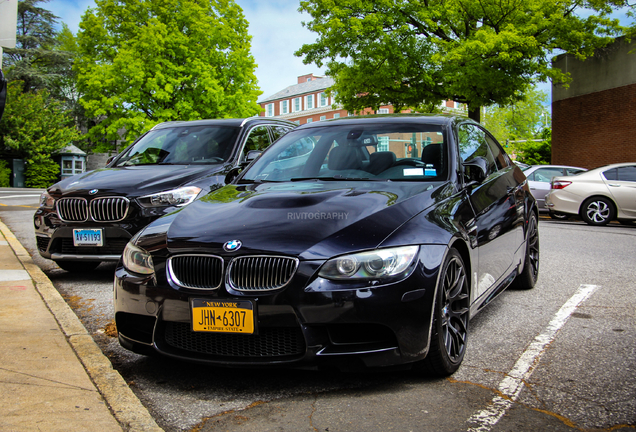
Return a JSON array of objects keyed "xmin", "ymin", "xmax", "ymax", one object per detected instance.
[
  {"xmin": 294, "ymin": 120, "xmax": 300, "ymax": 125},
  {"xmin": 307, "ymin": 118, "xmax": 313, "ymax": 123},
  {"xmin": 61, "ymin": 157, "xmax": 84, "ymax": 177},
  {"xmin": 305, "ymin": 94, "xmax": 314, "ymax": 110},
  {"xmin": 378, "ymin": 108, "xmax": 389, "ymax": 114},
  {"xmin": 333, "ymin": 113, "xmax": 340, "ymax": 119},
  {"xmin": 292, "ymin": 97, "xmax": 301, "ymax": 112},
  {"xmin": 280, "ymin": 100, "xmax": 289, "ymax": 115},
  {"xmin": 378, "ymin": 136, "xmax": 389, "ymax": 152},
  {"xmin": 320, "ymin": 115, "xmax": 326, "ymax": 121},
  {"xmin": 348, "ymin": 112, "xmax": 354, "ymax": 117},
  {"xmin": 265, "ymin": 103, "xmax": 274, "ymax": 117},
  {"xmin": 320, "ymin": 93, "xmax": 328, "ymax": 107}
]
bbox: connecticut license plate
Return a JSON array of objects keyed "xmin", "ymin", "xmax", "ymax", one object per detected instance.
[
  {"xmin": 72, "ymin": 228, "xmax": 103, "ymax": 246},
  {"xmin": 191, "ymin": 299, "xmax": 255, "ymax": 334}
]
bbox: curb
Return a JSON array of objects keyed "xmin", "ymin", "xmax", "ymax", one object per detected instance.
[{"xmin": 0, "ymin": 220, "xmax": 163, "ymax": 432}]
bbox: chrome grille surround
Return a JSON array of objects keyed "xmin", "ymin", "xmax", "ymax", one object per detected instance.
[
  {"xmin": 167, "ymin": 254, "xmax": 224, "ymax": 290},
  {"xmin": 56, "ymin": 197, "xmax": 88, "ymax": 222},
  {"xmin": 89, "ymin": 196, "xmax": 130, "ymax": 222},
  {"xmin": 227, "ymin": 256, "xmax": 299, "ymax": 292}
]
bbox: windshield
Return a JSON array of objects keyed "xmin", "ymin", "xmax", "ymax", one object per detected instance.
[
  {"xmin": 114, "ymin": 125, "xmax": 240, "ymax": 166},
  {"xmin": 242, "ymin": 123, "xmax": 448, "ymax": 182}
]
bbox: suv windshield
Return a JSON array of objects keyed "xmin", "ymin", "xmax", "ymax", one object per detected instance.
[
  {"xmin": 115, "ymin": 125, "xmax": 240, "ymax": 166},
  {"xmin": 242, "ymin": 123, "xmax": 448, "ymax": 182}
]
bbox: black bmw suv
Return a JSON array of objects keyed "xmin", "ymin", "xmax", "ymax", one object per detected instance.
[{"xmin": 34, "ymin": 117, "xmax": 295, "ymax": 272}]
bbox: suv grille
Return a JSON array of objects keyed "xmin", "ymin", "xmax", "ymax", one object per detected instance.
[
  {"xmin": 57, "ymin": 196, "xmax": 129, "ymax": 223},
  {"xmin": 168, "ymin": 255, "xmax": 223, "ymax": 289},
  {"xmin": 90, "ymin": 197, "xmax": 129, "ymax": 222},
  {"xmin": 164, "ymin": 322, "xmax": 305, "ymax": 358},
  {"xmin": 56, "ymin": 198, "xmax": 88, "ymax": 222},
  {"xmin": 228, "ymin": 256, "xmax": 298, "ymax": 292}
]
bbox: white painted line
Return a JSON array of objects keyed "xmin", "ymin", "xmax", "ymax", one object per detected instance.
[
  {"xmin": 466, "ymin": 284, "xmax": 599, "ymax": 432},
  {"xmin": 0, "ymin": 270, "xmax": 31, "ymax": 281},
  {"xmin": 0, "ymin": 195, "xmax": 42, "ymax": 199}
]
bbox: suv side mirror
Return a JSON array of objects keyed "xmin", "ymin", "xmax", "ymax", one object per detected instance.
[
  {"xmin": 241, "ymin": 150, "xmax": 262, "ymax": 168},
  {"xmin": 463, "ymin": 156, "xmax": 488, "ymax": 185},
  {"xmin": 225, "ymin": 166, "xmax": 242, "ymax": 184}
]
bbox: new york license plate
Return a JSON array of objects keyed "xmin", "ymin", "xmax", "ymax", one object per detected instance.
[
  {"xmin": 191, "ymin": 299, "xmax": 255, "ymax": 334},
  {"xmin": 72, "ymin": 228, "xmax": 103, "ymax": 246}
]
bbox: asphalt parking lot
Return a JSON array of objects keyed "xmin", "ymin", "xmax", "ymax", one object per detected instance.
[{"xmin": 1, "ymin": 192, "xmax": 634, "ymax": 432}]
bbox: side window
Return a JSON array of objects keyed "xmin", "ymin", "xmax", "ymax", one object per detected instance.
[
  {"xmin": 243, "ymin": 126, "xmax": 271, "ymax": 161},
  {"xmin": 533, "ymin": 167, "xmax": 564, "ymax": 183},
  {"xmin": 603, "ymin": 168, "xmax": 618, "ymax": 181},
  {"xmin": 458, "ymin": 124, "xmax": 497, "ymax": 177},
  {"xmin": 270, "ymin": 125, "xmax": 291, "ymax": 142},
  {"xmin": 566, "ymin": 168, "xmax": 585, "ymax": 175},
  {"xmin": 617, "ymin": 166, "xmax": 636, "ymax": 182},
  {"xmin": 484, "ymin": 134, "xmax": 510, "ymax": 169}
]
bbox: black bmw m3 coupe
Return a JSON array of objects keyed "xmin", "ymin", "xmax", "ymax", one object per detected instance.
[{"xmin": 114, "ymin": 114, "xmax": 539, "ymax": 376}]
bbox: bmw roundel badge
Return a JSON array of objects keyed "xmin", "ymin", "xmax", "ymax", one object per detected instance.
[
  {"xmin": 223, "ymin": 240, "xmax": 242, "ymax": 252},
  {"xmin": 89, "ymin": 189, "xmax": 99, "ymax": 195}
]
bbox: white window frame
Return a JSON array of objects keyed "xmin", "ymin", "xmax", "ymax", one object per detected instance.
[
  {"xmin": 265, "ymin": 103, "xmax": 275, "ymax": 117},
  {"xmin": 292, "ymin": 97, "xmax": 302, "ymax": 113},
  {"xmin": 378, "ymin": 136, "xmax": 389, "ymax": 152},
  {"xmin": 320, "ymin": 92, "xmax": 328, "ymax": 107},
  {"xmin": 320, "ymin": 115, "xmax": 326, "ymax": 121},
  {"xmin": 305, "ymin": 94, "xmax": 314, "ymax": 110},
  {"xmin": 280, "ymin": 100, "xmax": 289, "ymax": 115},
  {"xmin": 378, "ymin": 108, "xmax": 389, "ymax": 114},
  {"xmin": 306, "ymin": 118, "xmax": 313, "ymax": 123},
  {"xmin": 333, "ymin": 113, "xmax": 340, "ymax": 119}
]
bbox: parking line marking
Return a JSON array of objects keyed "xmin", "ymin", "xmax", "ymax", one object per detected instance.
[{"xmin": 466, "ymin": 284, "xmax": 599, "ymax": 432}]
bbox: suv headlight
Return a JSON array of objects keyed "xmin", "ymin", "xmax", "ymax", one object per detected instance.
[
  {"xmin": 39, "ymin": 192, "xmax": 55, "ymax": 209},
  {"xmin": 122, "ymin": 242, "xmax": 154, "ymax": 275},
  {"xmin": 318, "ymin": 245, "xmax": 419, "ymax": 281},
  {"xmin": 138, "ymin": 186, "xmax": 201, "ymax": 208}
]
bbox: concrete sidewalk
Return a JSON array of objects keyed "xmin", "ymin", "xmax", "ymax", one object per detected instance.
[{"xmin": 0, "ymin": 220, "xmax": 162, "ymax": 432}]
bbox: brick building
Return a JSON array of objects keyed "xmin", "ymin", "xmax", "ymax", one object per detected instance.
[
  {"xmin": 258, "ymin": 73, "xmax": 463, "ymax": 124},
  {"xmin": 552, "ymin": 37, "xmax": 636, "ymax": 168}
]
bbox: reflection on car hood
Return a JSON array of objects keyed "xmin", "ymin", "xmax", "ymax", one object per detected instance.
[
  {"xmin": 50, "ymin": 165, "xmax": 225, "ymax": 197},
  {"xmin": 166, "ymin": 181, "xmax": 444, "ymax": 259}
]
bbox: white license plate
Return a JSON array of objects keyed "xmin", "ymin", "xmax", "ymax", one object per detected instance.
[{"xmin": 73, "ymin": 229, "xmax": 103, "ymax": 246}]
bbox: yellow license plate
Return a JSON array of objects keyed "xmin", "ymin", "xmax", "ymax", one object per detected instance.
[{"xmin": 191, "ymin": 299, "xmax": 255, "ymax": 334}]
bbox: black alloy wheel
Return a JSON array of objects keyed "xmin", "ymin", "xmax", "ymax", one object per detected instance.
[
  {"xmin": 421, "ymin": 248, "xmax": 470, "ymax": 376},
  {"xmin": 581, "ymin": 197, "xmax": 615, "ymax": 226},
  {"xmin": 512, "ymin": 212, "xmax": 539, "ymax": 290}
]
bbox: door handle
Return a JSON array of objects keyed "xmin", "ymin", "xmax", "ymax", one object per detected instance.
[{"xmin": 608, "ymin": 183, "xmax": 621, "ymax": 187}]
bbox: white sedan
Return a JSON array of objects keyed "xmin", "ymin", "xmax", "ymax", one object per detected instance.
[{"xmin": 545, "ymin": 162, "xmax": 636, "ymax": 225}]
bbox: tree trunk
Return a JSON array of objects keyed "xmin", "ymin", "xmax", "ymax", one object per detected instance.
[{"xmin": 468, "ymin": 107, "xmax": 481, "ymax": 123}]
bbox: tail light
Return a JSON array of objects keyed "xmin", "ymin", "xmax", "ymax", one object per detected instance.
[{"xmin": 551, "ymin": 180, "xmax": 572, "ymax": 190}]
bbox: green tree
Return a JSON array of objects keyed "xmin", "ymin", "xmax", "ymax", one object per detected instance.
[
  {"xmin": 2, "ymin": 0, "xmax": 73, "ymax": 94},
  {"xmin": 295, "ymin": 0, "xmax": 626, "ymax": 121},
  {"xmin": 76, "ymin": 0, "xmax": 263, "ymax": 150},
  {"xmin": 0, "ymin": 81, "xmax": 79, "ymax": 187}
]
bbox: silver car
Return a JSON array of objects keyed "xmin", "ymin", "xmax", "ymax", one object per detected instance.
[
  {"xmin": 545, "ymin": 162, "xmax": 636, "ymax": 225},
  {"xmin": 521, "ymin": 165, "xmax": 587, "ymax": 218}
]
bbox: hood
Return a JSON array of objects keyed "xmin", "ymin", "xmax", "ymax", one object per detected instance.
[
  {"xmin": 49, "ymin": 164, "xmax": 226, "ymax": 198},
  {"xmin": 166, "ymin": 180, "xmax": 445, "ymax": 260}
]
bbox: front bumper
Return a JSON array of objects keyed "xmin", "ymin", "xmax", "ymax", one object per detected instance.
[{"xmin": 114, "ymin": 246, "xmax": 446, "ymax": 369}]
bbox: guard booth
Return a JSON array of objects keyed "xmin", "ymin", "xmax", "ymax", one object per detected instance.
[{"xmin": 55, "ymin": 145, "xmax": 86, "ymax": 181}]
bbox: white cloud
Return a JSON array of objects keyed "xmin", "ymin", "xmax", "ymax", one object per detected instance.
[{"xmin": 45, "ymin": 0, "xmax": 324, "ymax": 101}]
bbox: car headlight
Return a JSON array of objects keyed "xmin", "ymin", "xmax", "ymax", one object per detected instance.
[
  {"xmin": 122, "ymin": 242, "xmax": 154, "ymax": 275},
  {"xmin": 319, "ymin": 245, "xmax": 419, "ymax": 281},
  {"xmin": 138, "ymin": 186, "xmax": 202, "ymax": 208},
  {"xmin": 39, "ymin": 192, "xmax": 55, "ymax": 209}
]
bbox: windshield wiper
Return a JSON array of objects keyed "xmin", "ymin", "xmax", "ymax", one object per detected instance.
[{"xmin": 290, "ymin": 176, "xmax": 385, "ymax": 181}]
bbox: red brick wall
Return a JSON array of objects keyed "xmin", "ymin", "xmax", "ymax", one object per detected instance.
[{"xmin": 552, "ymin": 83, "xmax": 636, "ymax": 169}]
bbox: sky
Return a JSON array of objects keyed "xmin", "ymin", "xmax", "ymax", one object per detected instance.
[{"xmin": 44, "ymin": 0, "xmax": 325, "ymax": 101}]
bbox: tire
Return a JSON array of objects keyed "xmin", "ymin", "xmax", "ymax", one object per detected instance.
[
  {"xmin": 548, "ymin": 211, "xmax": 569, "ymax": 220},
  {"xmin": 56, "ymin": 260, "xmax": 101, "ymax": 272},
  {"xmin": 580, "ymin": 197, "xmax": 615, "ymax": 226},
  {"xmin": 421, "ymin": 249, "xmax": 470, "ymax": 377},
  {"xmin": 512, "ymin": 212, "xmax": 540, "ymax": 290}
]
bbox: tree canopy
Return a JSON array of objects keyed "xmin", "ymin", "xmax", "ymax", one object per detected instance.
[
  {"xmin": 2, "ymin": 0, "xmax": 73, "ymax": 94},
  {"xmin": 296, "ymin": 0, "xmax": 627, "ymax": 121},
  {"xmin": 76, "ymin": 0, "xmax": 263, "ymax": 148},
  {"xmin": 0, "ymin": 81, "xmax": 79, "ymax": 187}
]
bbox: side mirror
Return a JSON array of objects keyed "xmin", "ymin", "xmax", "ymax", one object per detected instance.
[
  {"xmin": 463, "ymin": 156, "xmax": 488, "ymax": 185},
  {"xmin": 224, "ymin": 166, "xmax": 242, "ymax": 184},
  {"xmin": 241, "ymin": 150, "xmax": 262, "ymax": 168},
  {"xmin": 106, "ymin": 156, "xmax": 115, "ymax": 166}
]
